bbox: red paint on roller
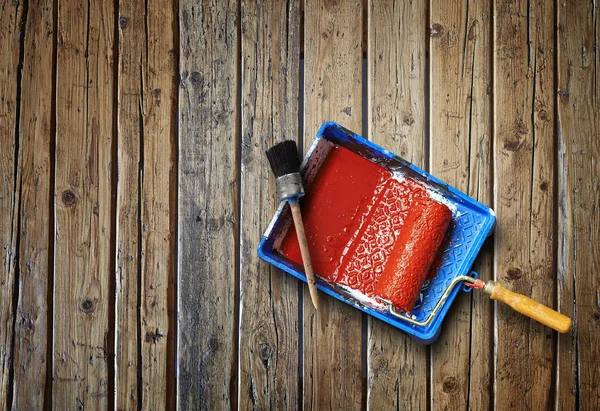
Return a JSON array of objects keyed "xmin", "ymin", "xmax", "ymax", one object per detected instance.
[
  {"xmin": 333, "ymin": 177, "xmax": 428, "ymax": 294},
  {"xmin": 373, "ymin": 197, "xmax": 452, "ymax": 312}
]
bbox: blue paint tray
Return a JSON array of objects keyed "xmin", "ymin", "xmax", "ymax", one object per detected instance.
[{"xmin": 258, "ymin": 122, "xmax": 496, "ymax": 343}]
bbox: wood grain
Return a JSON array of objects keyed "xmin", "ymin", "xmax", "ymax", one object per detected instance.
[
  {"xmin": 178, "ymin": 0, "xmax": 239, "ymax": 408},
  {"xmin": 116, "ymin": 0, "xmax": 144, "ymax": 407},
  {"xmin": 366, "ymin": 1, "xmax": 428, "ymax": 409},
  {"xmin": 303, "ymin": 0, "xmax": 364, "ymax": 408},
  {"xmin": 116, "ymin": 0, "xmax": 177, "ymax": 408},
  {"xmin": 53, "ymin": 0, "xmax": 115, "ymax": 407},
  {"xmin": 139, "ymin": 1, "xmax": 177, "ymax": 409},
  {"xmin": 239, "ymin": 1, "xmax": 301, "ymax": 407},
  {"xmin": 12, "ymin": 0, "xmax": 54, "ymax": 408},
  {"xmin": 464, "ymin": 0, "xmax": 495, "ymax": 396},
  {"xmin": 0, "ymin": 1, "xmax": 24, "ymax": 408},
  {"xmin": 493, "ymin": 0, "xmax": 556, "ymax": 408},
  {"xmin": 463, "ymin": 0, "xmax": 494, "ymax": 395},
  {"xmin": 557, "ymin": 0, "xmax": 600, "ymax": 408},
  {"xmin": 429, "ymin": 0, "xmax": 493, "ymax": 409}
]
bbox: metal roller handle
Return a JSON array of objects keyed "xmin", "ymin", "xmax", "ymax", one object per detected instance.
[{"xmin": 385, "ymin": 275, "xmax": 477, "ymax": 327}]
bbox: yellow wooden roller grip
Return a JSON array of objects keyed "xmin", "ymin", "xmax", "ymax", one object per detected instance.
[{"xmin": 483, "ymin": 281, "xmax": 572, "ymax": 333}]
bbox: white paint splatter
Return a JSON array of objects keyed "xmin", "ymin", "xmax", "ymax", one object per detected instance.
[{"xmin": 337, "ymin": 284, "xmax": 387, "ymax": 310}]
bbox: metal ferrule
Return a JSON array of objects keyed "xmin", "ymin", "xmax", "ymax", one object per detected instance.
[
  {"xmin": 276, "ymin": 172, "xmax": 305, "ymax": 202},
  {"xmin": 482, "ymin": 280, "xmax": 497, "ymax": 296}
]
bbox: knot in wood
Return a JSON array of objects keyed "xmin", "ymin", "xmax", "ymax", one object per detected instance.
[
  {"xmin": 80, "ymin": 299, "xmax": 95, "ymax": 314},
  {"xmin": 442, "ymin": 376, "xmax": 459, "ymax": 393},
  {"xmin": 146, "ymin": 328, "xmax": 165, "ymax": 344},
  {"xmin": 430, "ymin": 23, "xmax": 444, "ymax": 38},
  {"xmin": 259, "ymin": 342, "xmax": 272, "ymax": 361},
  {"xmin": 19, "ymin": 313, "xmax": 35, "ymax": 331},
  {"xmin": 119, "ymin": 16, "xmax": 129, "ymax": 29},
  {"xmin": 190, "ymin": 71, "xmax": 202, "ymax": 87},
  {"xmin": 62, "ymin": 189, "xmax": 77, "ymax": 207},
  {"xmin": 370, "ymin": 355, "xmax": 389, "ymax": 376},
  {"xmin": 506, "ymin": 267, "xmax": 522, "ymax": 281},
  {"xmin": 207, "ymin": 337, "xmax": 219, "ymax": 352}
]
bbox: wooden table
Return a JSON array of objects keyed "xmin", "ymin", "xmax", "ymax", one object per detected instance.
[{"xmin": 1, "ymin": 0, "xmax": 598, "ymax": 409}]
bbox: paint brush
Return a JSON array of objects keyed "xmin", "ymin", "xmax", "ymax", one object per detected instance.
[{"xmin": 266, "ymin": 140, "xmax": 319, "ymax": 310}]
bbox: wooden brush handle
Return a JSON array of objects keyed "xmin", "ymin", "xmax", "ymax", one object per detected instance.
[
  {"xmin": 289, "ymin": 201, "xmax": 319, "ymax": 310},
  {"xmin": 485, "ymin": 282, "xmax": 571, "ymax": 333}
]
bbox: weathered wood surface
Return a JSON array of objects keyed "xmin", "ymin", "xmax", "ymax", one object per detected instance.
[
  {"xmin": 367, "ymin": 1, "xmax": 428, "ymax": 410},
  {"xmin": 430, "ymin": 0, "xmax": 493, "ymax": 409},
  {"xmin": 557, "ymin": 1, "xmax": 600, "ymax": 409},
  {"xmin": 494, "ymin": 0, "xmax": 556, "ymax": 408},
  {"xmin": 12, "ymin": 0, "xmax": 54, "ymax": 408},
  {"xmin": 116, "ymin": 0, "xmax": 178, "ymax": 408},
  {"xmin": 139, "ymin": 1, "xmax": 177, "ymax": 409},
  {"xmin": 53, "ymin": 0, "xmax": 115, "ymax": 408},
  {"xmin": 0, "ymin": 1, "xmax": 24, "ymax": 409},
  {"xmin": 0, "ymin": 0, "xmax": 598, "ymax": 409},
  {"xmin": 116, "ymin": 0, "xmax": 144, "ymax": 407},
  {"xmin": 178, "ymin": 0, "xmax": 239, "ymax": 408},
  {"xmin": 303, "ymin": 0, "xmax": 364, "ymax": 409},
  {"xmin": 458, "ymin": 1, "xmax": 494, "ymax": 408},
  {"xmin": 239, "ymin": 0, "xmax": 301, "ymax": 409}
]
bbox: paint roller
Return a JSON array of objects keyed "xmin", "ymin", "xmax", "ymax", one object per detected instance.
[{"xmin": 374, "ymin": 197, "xmax": 572, "ymax": 333}]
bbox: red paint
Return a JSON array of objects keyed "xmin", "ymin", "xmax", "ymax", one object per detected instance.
[
  {"xmin": 279, "ymin": 145, "xmax": 390, "ymax": 279},
  {"xmin": 278, "ymin": 144, "xmax": 451, "ymax": 311},
  {"xmin": 373, "ymin": 197, "xmax": 452, "ymax": 312},
  {"xmin": 333, "ymin": 177, "xmax": 428, "ymax": 294}
]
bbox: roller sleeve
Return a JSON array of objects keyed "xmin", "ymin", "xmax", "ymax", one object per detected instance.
[{"xmin": 373, "ymin": 197, "xmax": 452, "ymax": 312}]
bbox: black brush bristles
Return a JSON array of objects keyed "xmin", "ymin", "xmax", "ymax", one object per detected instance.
[{"xmin": 266, "ymin": 140, "xmax": 301, "ymax": 177}]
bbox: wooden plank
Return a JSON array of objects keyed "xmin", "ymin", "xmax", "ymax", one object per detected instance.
[
  {"xmin": 556, "ymin": 1, "xmax": 599, "ymax": 408},
  {"xmin": 53, "ymin": 0, "xmax": 115, "ymax": 407},
  {"xmin": 12, "ymin": 0, "xmax": 54, "ymax": 408},
  {"xmin": 0, "ymin": 1, "xmax": 24, "ymax": 408},
  {"xmin": 303, "ymin": 0, "xmax": 364, "ymax": 408},
  {"xmin": 429, "ymin": 0, "xmax": 493, "ymax": 409},
  {"xmin": 115, "ymin": 0, "xmax": 178, "ymax": 407},
  {"xmin": 493, "ymin": 0, "xmax": 556, "ymax": 408},
  {"xmin": 115, "ymin": 0, "xmax": 143, "ymax": 407},
  {"xmin": 140, "ymin": 0, "xmax": 177, "ymax": 408},
  {"xmin": 239, "ymin": 0, "xmax": 300, "ymax": 409},
  {"xmin": 178, "ymin": 0, "xmax": 239, "ymax": 408},
  {"xmin": 300, "ymin": 0, "xmax": 367, "ymax": 54},
  {"xmin": 366, "ymin": 1, "xmax": 428, "ymax": 409}
]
